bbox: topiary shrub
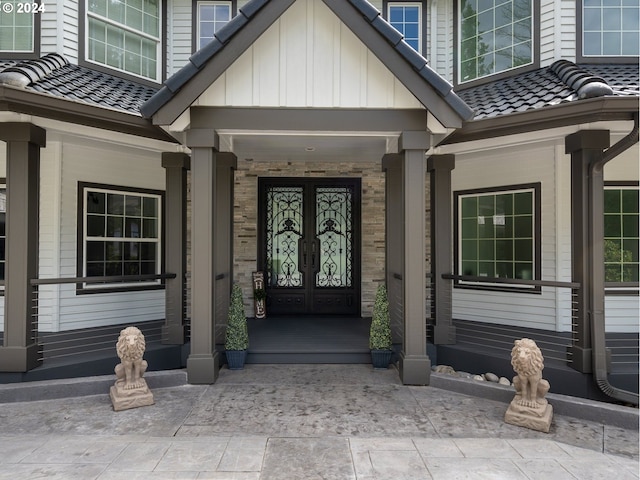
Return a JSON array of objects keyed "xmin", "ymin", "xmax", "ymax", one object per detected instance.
[
  {"xmin": 369, "ymin": 284, "xmax": 392, "ymax": 350},
  {"xmin": 225, "ymin": 284, "xmax": 249, "ymax": 351}
]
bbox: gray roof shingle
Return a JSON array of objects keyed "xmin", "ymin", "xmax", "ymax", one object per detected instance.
[
  {"xmin": 458, "ymin": 61, "xmax": 639, "ymax": 121},
  {"xmin": 0, "ymin": 53, "xmax": 158, "ymax": 115}
]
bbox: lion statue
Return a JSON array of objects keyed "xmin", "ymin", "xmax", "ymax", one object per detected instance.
[
  {"xmin": 510, "ymin": 338, "xmax": 549, "ymax": 408},
  {"xmin": 115, "ymin": 326, "xmax": 148, "ymax": 390}
]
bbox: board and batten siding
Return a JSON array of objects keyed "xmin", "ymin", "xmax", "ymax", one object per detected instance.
[
  {"xmin": 451, "ymin": 141, "xmax": 570, "ymax": 332},
  {"xmin": 195, "ymin": 0, "xmax": 421, "ymax": 109}
]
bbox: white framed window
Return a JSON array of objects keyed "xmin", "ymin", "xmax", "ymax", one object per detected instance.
[
  {"xmin": 0, "ymin": 1, "xmax": 36, "ymax": 52},
  {"xmin": 582, "ymin": 0, "xmax": 639, "ymax": 57},
  {"xmin": 388, "ymin": 2, "xmax": 423, "ymax": 54},
  {"xmin": 197, "ymin": 1, "xmax": 232, "ymax": 50},
  {"xmin": 80, "ymin": 184, "xmax": 162, "ymax": 291},
  {"xmin": 459, "ymin": 0, "xmax": 534, "ymax": 83},
  {"xmin": 455, "ymin": 184, "xmax": 541, "ymax": 292},
  {"xmin": 604, "ymin": 185, "xmax": 639, "ymax": 291},
  {"xmin": 86, "ymin": 0, "xmax": 162, "ymax": 82}
]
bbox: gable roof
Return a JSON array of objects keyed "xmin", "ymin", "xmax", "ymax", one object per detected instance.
[{"xmin": 140, "ymin": 0, "xmax": 475, "ymax": 128}]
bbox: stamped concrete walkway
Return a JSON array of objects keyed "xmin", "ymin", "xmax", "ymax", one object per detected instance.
[{"xmin": 0, "ymin": 364, "xmax": 637, "ymax": 479}]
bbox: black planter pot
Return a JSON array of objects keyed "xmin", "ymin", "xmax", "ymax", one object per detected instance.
[
  {"xmin": 226, "ymin": 350, "xmax": 247, "ymax": 370},
  {"xmin": 371, "ymin": 349, "xmax": 392, "ymax": 369}
]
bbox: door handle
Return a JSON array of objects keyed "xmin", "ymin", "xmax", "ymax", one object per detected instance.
[
  {"xmin": 303, "ymin": 240, "xmax": 308, "ymax": 268},
  {"xmin": 311, "ymin": 239, "xmax": 317, "ymax": 270},
  {"xmin": 298, "ymin": 238, "xmax": 307, "ymax": 270}
]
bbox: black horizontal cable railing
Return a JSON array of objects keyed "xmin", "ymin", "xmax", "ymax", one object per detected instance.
[
  {"xmin": 440, "ymin": 273, "xmax": 580, "ymax": 365},
  {"xmin": 439, "ymin": 274, "xmax": 638, "ymax": 376},
  {"xmin": 27, "ymin": 273, "xmax": 176, "ymax": 364}
]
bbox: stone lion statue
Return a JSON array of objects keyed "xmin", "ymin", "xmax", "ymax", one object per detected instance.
[
  {"xmin": 115, "ymin": 326, "xmax": 148, "ymax": 390},
  {"xmin": 510, "ymin": 338, "xmax": 549, "ymax": 408}
]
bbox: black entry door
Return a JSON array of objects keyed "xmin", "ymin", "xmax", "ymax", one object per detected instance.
[{"xmin": 258, "ymin": 178, "xmax": 361, "ymax": 315}]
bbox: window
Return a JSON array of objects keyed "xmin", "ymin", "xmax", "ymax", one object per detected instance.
[
  {"xmin": 0, "ymin": 0, "xmax": 37, "ymax": 53},
  {"xmin": 582, "ymin": 0, "xmax": 639, "ymax": 57},
  {"xmin": 459, "ymin": 0, "xmax": 534, "ymax": 83},
  {"xmin": 455, "ymin": 184, "xmax": 541, "ymax": 292},
  {"xmin": 196, "ymin": 1, "xmax": 233, "ymax": 50},
  {"xmin": 79, "ymin": 184, "xmax": 163, "ymax": 291},
  {"xmin": 387, "ymin": 2, "xmax": 423, "ymax": 54},
  {"xmin": 86, "ymin": 0, "xmax": 161, "ymax": 81},
  {"xmin": 604, "ymin": 186, "xmax": 639, "ymax": 287}
]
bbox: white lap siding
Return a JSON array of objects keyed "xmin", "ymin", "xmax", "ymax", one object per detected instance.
[
  {"xmin": 451, "ymin": 140, "xmax": 570, "ymax": 332},
  {"xmin": 51, "ymin": 139, "xmax": 166, "ymax": 332}
]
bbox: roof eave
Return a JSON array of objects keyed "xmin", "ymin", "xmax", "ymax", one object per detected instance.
[
  {"xmin": 0, "ymin": 85, "xmax": 177, "ymax": 142},
  {"xmin": 441, "ymin": 96, "xmax": 640, "ymax": 145}
]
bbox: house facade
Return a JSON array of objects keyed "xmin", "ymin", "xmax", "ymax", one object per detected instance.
[{"xmin": 0, "ymin": 0, "xmax": 637, "ymax": 402}]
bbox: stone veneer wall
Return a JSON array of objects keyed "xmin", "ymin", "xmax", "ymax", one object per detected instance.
[
  {"xmin": 184, "ymin": 159, "xmax": 432, "ymax": 324},
  {"xmin": 233, "ymin": 159, "xmax": 387, "ymax": 318}
]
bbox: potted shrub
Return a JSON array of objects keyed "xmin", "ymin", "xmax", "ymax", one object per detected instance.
[
  {"xmin": 225, "ymin": 283, "xmax": 249, "ymax": 369},
  {"xmin": 369, "ymin": 284, "xmax": 392, "ymax": 369}
]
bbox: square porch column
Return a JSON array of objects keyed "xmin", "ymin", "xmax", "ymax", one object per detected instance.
[
  {"xmin": 0, "ymin": 123, "xmax": 45, "ymax": 372},
  {"xmin": 565, "ymin": 130, "xmax": 610, "ymax": 373},
  {"xmin": 398, "ymin": 132, "xmax": 431, "ymax": 385},
  {"xmin": 185, "ymin": 129, "xmax": 237, "ymax": 384},
  {"xmin": 162, "ymin": 152, "xmax": 190, "ymax": 345},
  {"xmin": 427, "ymin": 155, "xmax": 456, "ymax": 344}
]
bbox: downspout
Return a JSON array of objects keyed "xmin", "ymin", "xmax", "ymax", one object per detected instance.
[{"xmin": 590, "ymin": 112, "xmax": 639, "ymax": 404}]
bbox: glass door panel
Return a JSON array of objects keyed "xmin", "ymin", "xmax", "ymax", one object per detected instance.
[{"xmin": 265, "ymin": 186, "xmax": 304, "ymax": 288}]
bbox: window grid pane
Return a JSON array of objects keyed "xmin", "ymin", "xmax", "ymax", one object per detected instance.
[
  {"xmin": 459, "ymin": 0, "xmax": 533, "ymax": 82},
  {"xmin": 459, "ymin": 188, "xmax": 535, "ymax": 284},
  {"xmin": 87, "ymin": 0, "xmax": 160, "ymax": 81},
  {"xmin": 583, "ymin": 0, "xmax": 640, "ymax": 56},
  {"xmin": 0, "ymin": 1, "xmax": 34, "ymax": 52},
  {"xmin": 198, "ymin": 2, "xmax": 232, "ymax": 50},
  {"xmin": 388, "ymin": 4, "xmax": 422, "ymax": 54},
  {"xmin": 84, "ymin": 187, "xmax": 161, "ymax": 285},
  {"xmin": 604, "ymin": 188, "xmax": 640, "ymax": 283}
]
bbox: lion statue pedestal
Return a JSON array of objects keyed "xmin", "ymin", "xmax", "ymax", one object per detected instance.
[
  {"xmin": 110, "ymin": 326, "xmax": 155, "ymax": 412},
  {"xmin": 504, "ymin": 338, "xmax": 553, "ymax": 433}
]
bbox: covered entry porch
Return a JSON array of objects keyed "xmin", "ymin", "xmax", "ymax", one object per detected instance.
[{"xmin": 141, "ymin": 0, "xmax": 473, "ymax": 385}]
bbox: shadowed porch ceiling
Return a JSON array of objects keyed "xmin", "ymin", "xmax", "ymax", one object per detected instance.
[{"xmin": 217, "ymin": 131, "xmax": 397, "ymax": 162}]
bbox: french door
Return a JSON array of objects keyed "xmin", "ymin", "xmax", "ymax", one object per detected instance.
[{"xmin": 258, "ymin": 178, "xmax": 361, "ymax": 315}]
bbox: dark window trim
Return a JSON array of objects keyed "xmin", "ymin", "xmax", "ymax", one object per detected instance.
[
  {"xmin": 78, "ymin": 0, "xmax": 167, "ymax": 86},
  {"xmin": 76, "ymin": 181, "xmax": 166, "ymax": 295},
  {"xmin": 576, "ymin": 0, "xmax": 639, "ymax": 64},
  {"xmin": 604, "ymin": 181, "xmax": 640, "ymax": 296},
  {"xmin": 0, "ymin": 0, "xmax": 41, "ymax": 58},
  {"xmin": 382, "ymin": 0, "xmax": 428, "ymax": 56},
  {"xmin": 453, "ymin": 182, "xmax": 542, "ymax": 294},
  {"xmin": 191, "ymin": 0, "xmax": 237, "ymax": 53},
  {"xmin": 453, "ymin": 0, "xmax": 541, "ymax": 89}
]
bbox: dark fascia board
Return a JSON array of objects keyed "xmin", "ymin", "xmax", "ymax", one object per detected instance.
[
  {"xmin": 190, "ymin": 107, "xmax": 428, "ymax": 131},
  {"xmin": 148, "ymin": 0, "xmax": 296, "ymax": 125},
  {"xmin": 0, "ymin": 85, "xmax": 177, "ymax": 143},
  {"xmin": 147, "ymin": 0, "xmax": 473, "ymax": 129},
  {"xmin": 441, "ymin": 96, "xmax": 640, "ymax": 145}
]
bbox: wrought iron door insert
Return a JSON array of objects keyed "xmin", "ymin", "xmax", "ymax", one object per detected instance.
[{"xmin": 258, "ymin": 178, "xmax": 361, "ymax": 315}]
